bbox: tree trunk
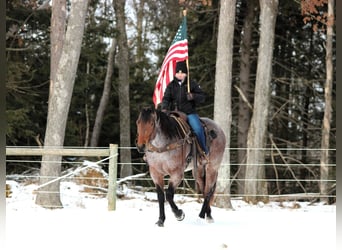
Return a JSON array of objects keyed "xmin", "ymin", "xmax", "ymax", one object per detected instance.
[
  {"xmin": 301, "ymin": 29, "xmax": 314, "ymax": 189},
  {"xmin": 213, "ymin": 0, "xmax": 236, "ymax": 209},
  {"xmin": 113, "ymin": 0, "xmax": 133, "ymax": 178},
  {"xmin": 320, "ymin": 0, "xmax": 334, "ymax": 204},
  {"xmin": 244, "ymin": 0, "xmax": 278, "ymax": 204},
  {"xmin": 49, "ymin": 0, "xmax": 66, "ymax": 94},
  {"xmin": 36, "ymin": 0, "xmax": 90, "ymax": 208},
  {"xmin": 90, "ymin": 38, "xmax": 117, "ymax": 147},
  {"xmin": 84, "ymin": 62, "xmax": 90, "ymax": 147},
  {"xmin": 237, "ymin": 0, "xmax": 257, "ymax": 195},
  {"xmin": 133, "ymin": 0, "xmax": 146, "ymax": 82}
]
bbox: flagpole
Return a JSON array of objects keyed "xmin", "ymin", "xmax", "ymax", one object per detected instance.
[
  {"xmin": 183, "ymin": 9, "xmax": 190, "ymax": 93},
  {"xmin": 186, "ymin": 57, "xmax": 190, "ymax": 93}
]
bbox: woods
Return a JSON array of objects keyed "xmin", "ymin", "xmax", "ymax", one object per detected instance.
[{"xmin": 6, "ymin": 0, "xmax": 335, "ymax": 207}]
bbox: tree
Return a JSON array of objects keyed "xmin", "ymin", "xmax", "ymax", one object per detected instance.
[
  {"xmin": 90, "ymin": 38, "xmax": 117, "ymax": 147},
  {"xmin": 6, "ymin": 3, "xmax": 51, "ymax": 147},
  {"xmin": 295, "ymin": 0, "xmax": 335, "ymax": 203},
  {"xmin": 65, "ymin": 0, "xmax": 116, "ymax": 147},
  {"xmin": 319, "ymin": 0, "xmax": 334, "ymax": 203},
  {"xmin": 244, "ymin": 0, "xmax": 278, "ymax": 204},
  {"xmin": 113, "ymin": 0, "xmax": 133, "ymax": 178},
  {"xmin": 213, "ymin": 0, "xmax": 236, "ymax": 209},
  {"xmin": 35, "ymin": 0, "xmax": 90, "ymax": 208},
  {"xmin": 236, "ymin": 0, "xmax": 258, "ymax": 195}
]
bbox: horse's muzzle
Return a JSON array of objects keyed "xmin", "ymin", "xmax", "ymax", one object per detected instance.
[{"xmin": 136, "ymin": 143, "xmax": 146, "ymax": 153}]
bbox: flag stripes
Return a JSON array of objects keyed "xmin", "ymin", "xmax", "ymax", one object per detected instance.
[{"xmin": 153, "ymin": 16, "xmax": 188, "ymax": 107}]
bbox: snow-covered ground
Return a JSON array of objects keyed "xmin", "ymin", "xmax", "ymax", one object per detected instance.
[{"xmin": 6, "ymin": 180, "xmax": 336, "ymax": 250}]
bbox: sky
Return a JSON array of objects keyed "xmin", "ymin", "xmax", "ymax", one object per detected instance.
[{"xmin": 5, "ymin": 179, "xmax": 336, "ymax": 250}]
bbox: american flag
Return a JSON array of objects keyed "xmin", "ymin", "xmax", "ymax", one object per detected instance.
[{"xmin": 152, "ymin": 15, "xmax": 188, "ymax": 107}]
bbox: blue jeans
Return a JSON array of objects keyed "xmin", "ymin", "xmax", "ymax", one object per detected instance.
[{"xmin": 187, "ymin": 114, "xmax": 208, "ymax": 154}]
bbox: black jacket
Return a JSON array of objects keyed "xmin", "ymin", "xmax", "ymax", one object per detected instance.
[{"xmin": 161, "ymin": 77, "xmax": 206, "ymax": 114}]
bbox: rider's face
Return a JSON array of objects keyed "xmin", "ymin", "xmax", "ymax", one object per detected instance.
[{"xmin": 175, "ymin": 72, "xmax": 187, "ymax": 81}]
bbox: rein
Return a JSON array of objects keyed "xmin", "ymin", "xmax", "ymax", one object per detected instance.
[{"xmin": 146, "ymin": 113, "xmax": 192, "ymax": 153}]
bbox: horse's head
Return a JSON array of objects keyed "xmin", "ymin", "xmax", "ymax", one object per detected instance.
[{"xmin": 135, "ymin": 106, "xmax": 157, "ymax": 153}]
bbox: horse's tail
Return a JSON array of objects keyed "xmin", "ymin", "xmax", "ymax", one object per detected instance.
[{"xmin": 192, "ymin": 141, "xmax": 209, "ymax": 195}]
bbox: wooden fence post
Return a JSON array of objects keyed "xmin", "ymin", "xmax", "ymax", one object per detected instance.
[{"xmin": 108, "ymin": 144, "xmax": 118, "ymax": 211}]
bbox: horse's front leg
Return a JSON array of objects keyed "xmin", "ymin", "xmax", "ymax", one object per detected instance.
[
  {"xmin": 166, "ymin": 184, "xmax": 185, "ymax": 221},
  {"xmin": 155, "ymin": 185, "xmax": 166, "ymax": 227}
]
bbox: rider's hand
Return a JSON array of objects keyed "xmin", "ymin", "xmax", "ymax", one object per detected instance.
[{"xmin": 186, "ymin": 92, "xmax": 194, "ymax": 101}]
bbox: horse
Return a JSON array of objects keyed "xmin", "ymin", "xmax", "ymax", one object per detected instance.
[{"xmin": 135, "ymin": 106, "xmax": 226, "ymax": 227}]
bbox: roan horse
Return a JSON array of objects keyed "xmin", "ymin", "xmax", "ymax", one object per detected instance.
[{"xmin": 136, "ymin": 106, "xmax": 226, "ymax": 227}]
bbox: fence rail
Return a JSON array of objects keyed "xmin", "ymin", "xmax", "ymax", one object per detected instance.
[{"xmin": 6, "ymin": 147, "xmax": 110, "ymax": 156}]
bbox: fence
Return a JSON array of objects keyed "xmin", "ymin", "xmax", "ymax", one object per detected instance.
[
  {"xmin": 6, "ymin": 144, "xmax": 118, "ymax": 210},
  {"xmin": 6, "ymin": 146, "xmax": 336, "ymax": 209}
]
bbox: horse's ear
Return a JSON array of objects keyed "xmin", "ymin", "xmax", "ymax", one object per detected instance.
[
  {"xmin": 150, "ymin": 104, "xmax": 158, "ymax": 112},
  {"xmin": 155, "ymin": 103, "xmax": 162, "ymax": 111},
  {"xmin": 138, "ymin": 105, "xmax": 152, "ymax": 112}
]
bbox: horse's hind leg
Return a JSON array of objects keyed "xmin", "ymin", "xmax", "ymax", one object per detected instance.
[
  {"xmin": 199, "ymin": 181, "xmax": 216, "ymax": 223},
  {"xmin": 166, "ymin": 185, "xmax": 185, "ymax": 221}
]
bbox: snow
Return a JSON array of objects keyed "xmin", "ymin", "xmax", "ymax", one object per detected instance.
[{"xmin": 6, "ymin": 180, "xmax": 336, "ymax": 250}]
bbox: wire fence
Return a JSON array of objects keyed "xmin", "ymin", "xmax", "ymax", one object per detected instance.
[{"xmin": 6, "ymin": 146, "xmax": 336, "ymax": 207}]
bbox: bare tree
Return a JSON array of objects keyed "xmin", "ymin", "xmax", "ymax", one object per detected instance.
[
  {"xmin": 113, "ymin": 0, "xmax": 133, "ymax": 178},
  {"xmin": 320, "ymin": 0, "xmax": 334, "ymax": 203},
  {"xmin": 244, "ymin": 0, "xmax": 278, "ymax": 204},
  {"xmin": 36, "ymin": 0, "xmax": 90, "ymax": 208},
  {"xmin": 213, "ymin": 0, "xmax": 236, "ymax": 209},
  {"xmin": 90, "ymin": 38, "xmax": 117, "ymax": 147},
  {"xmin": 236, "ymin": 0, "xmax": 258, "ymax": 195}
]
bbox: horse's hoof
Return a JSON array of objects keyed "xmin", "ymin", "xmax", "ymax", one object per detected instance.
[
  {"xmin": 206, "ymin": 215, "xmax": 214, "ymax": 223},
  {"xmin": 155, "ymin": 220, "xmax": 164, "ymax": 227},
  {"xmin": 175, "ymin": 209, "xmax": 185, "ymax": 221}
]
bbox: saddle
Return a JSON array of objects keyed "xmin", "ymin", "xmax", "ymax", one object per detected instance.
[{"xmin": 169, "ymin": 111, "xmax": 217, "ymax": 159}]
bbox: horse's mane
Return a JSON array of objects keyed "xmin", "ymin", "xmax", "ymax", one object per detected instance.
[
  {"xmin": 139, "ymin": 107, "xmax": 155, "ymax": 123},
  {"xmin": 156, "ymin": 110, "xmax": 181, "ymax": 139},
  {"xmin": 139, "ymin": 107, "xmax": 182, "ymax": 139}
]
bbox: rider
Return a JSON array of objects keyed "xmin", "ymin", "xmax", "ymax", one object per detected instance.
[{"xmin": 161, "ymin": 60, "xmax": 209, "ymax": 157}]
